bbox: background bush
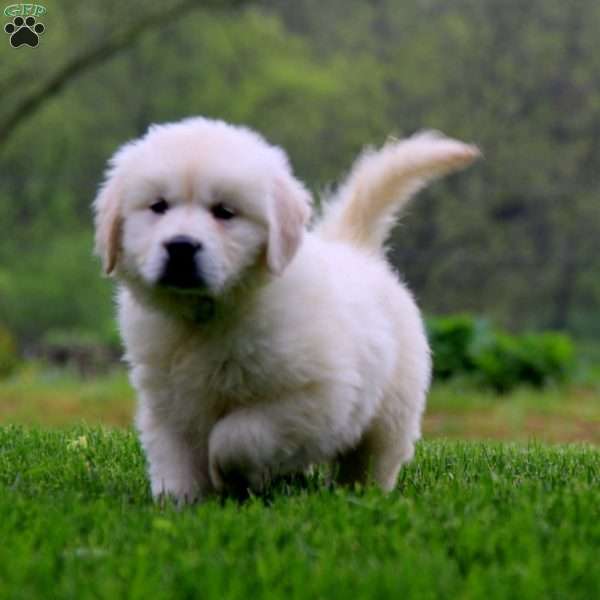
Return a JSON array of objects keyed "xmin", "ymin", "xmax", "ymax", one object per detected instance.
[{"xmin": 427, "ymin": 315, "xmax": 575, "ymax": 392}]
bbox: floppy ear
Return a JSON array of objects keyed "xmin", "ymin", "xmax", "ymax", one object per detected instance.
[
  {"xmin": 267, "ymin": 175, "xmax": 312, "ymax": 275},
  {"xmin": 93, "ymin": 174, "xmax": 123, "ymax": 275}
]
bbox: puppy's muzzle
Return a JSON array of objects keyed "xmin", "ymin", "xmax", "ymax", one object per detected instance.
[{"xmin": 159, "ymin": 235, "xmax": 205, "ymax": 290}]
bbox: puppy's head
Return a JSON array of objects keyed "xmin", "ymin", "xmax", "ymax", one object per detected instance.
[{"xmin": 94, "ymin": 118, "xmax": 311, "ymax": 301}]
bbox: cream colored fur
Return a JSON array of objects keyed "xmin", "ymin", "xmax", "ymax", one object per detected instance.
[{"xmin": 93, "ymin": 117, "xmax": 479, "ymax": 502}]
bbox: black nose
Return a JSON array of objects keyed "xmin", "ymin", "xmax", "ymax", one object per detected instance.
[
  {"xmin": 164, "ymin": 236, "xmax": 202, "ymax": 259},
  {"xmin": 160, "ymin": 236, "xmax": 205, "ymax": 290}
]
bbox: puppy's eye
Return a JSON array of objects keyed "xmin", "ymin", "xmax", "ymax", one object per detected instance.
[
  {"xmin": 211, "ymin": 203, "xmax": 236, "ymax": 221},
  {"xmin": 150, "ymin": 198, "xmax": 169, "ymax": 215}
]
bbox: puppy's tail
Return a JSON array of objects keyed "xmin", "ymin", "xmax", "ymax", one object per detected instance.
[{"xmin": 315, "ymin": 131, "xmax": 480, "ymax": 251}]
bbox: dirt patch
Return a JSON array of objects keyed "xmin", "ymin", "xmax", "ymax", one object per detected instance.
[{"xmin": 424, "ymin": 410, "xmax": 600, "ymax": 444}]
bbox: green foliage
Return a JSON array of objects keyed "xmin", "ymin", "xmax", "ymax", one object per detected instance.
[
  {"xmin": 425, "ymin": 315, "xmax": 483, "ymax": 378},
  {"xmin": 427, "ymin": 315, "xmax": 575, "ymax": 392},
  {"xmin": 0, "ymin": 427, "xmax": 598, "ymax": 599},
  {"xmin": 41, "ymin": 328, "xmax": 121, "ymax": 353},
  {"xmin": 0, "ymin": 325, "xmax": 19, "ymax": 379},
  {"xmin": 0, "ymin": 232, "xmax": 114, "ymax": 346},
  {"xmin": 474, "ymin": 331, "xmax": 575, "ymax": 393}
]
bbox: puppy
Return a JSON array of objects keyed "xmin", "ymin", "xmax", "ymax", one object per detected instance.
[{"xmin": 93, "ymin": 117, "xmax": 479, "ymax": 502}]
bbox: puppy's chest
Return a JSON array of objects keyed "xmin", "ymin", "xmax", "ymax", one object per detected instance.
[{"xmin": 154, "ymin": 333, "xmax": 288, "ymax": 417}]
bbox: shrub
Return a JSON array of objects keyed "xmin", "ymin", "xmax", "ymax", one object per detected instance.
[
  {"xmin": 426, "ymin": 315, "xmax": 493, "ymax": 380},
  {"xmin": 426, "ymin": 315, "xmax": 574, "ymax": 392}
]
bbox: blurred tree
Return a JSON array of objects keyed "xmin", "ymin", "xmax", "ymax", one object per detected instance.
[{"xmin": 0, "ymin": 0, "xmax": 251, "ymax": 146}]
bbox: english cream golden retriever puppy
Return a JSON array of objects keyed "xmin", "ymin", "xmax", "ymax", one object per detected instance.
[{"xmin": 94, "ymin": 117, "xmax": 478, "ymax": 502}]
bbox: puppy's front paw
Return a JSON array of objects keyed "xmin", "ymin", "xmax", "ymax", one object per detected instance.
[
  {"xmin": 151, "ymin": 477, "xmax": 202, "ymax": 506},
  {"xmin": 209, "ymin": 413, "xmax": 277, "ymax": 498}
]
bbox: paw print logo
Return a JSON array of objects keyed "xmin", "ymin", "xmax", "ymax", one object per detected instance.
[{"xmin": 4, "ymin": 15, "xmax": 45, "ymax": 48}]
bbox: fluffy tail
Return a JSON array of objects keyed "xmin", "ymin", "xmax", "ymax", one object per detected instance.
[{"xmin": 315, "ymin": 131, "xmax": 481, "ymax": 250}]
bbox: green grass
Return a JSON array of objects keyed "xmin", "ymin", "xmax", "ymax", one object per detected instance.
[{"xmin": 0, "ymin": 427, "xmax": 598, "ymax": 599}]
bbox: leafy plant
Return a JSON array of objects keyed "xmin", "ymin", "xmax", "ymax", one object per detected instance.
[{"xmin": 427, "ymin": 315, "xmax": 574, "ymax": 392}]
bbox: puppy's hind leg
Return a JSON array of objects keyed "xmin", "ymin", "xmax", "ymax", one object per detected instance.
[{"xmin": 336, "ymin": 390, "xmax": 424, "ymax": 492}]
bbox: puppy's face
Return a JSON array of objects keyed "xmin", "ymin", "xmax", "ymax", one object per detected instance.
[{"xmin": 94, "ymin": 118, "xmax": 311, "ymax": 301}]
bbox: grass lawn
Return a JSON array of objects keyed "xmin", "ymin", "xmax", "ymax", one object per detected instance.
[{"xmin": 0, "ymin": 426, "xmax": 598, "ymax": 599}]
